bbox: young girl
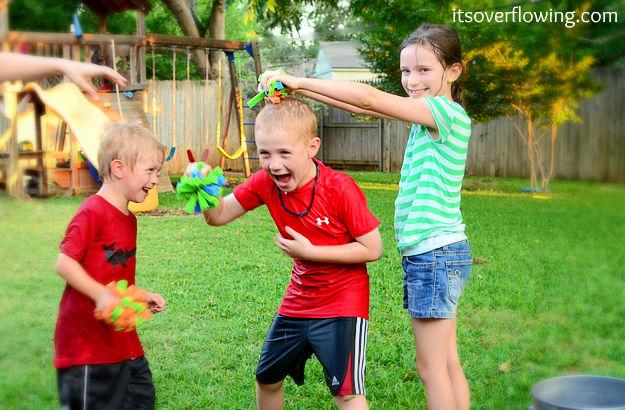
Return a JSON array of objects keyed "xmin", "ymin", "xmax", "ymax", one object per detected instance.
[{"xmin": 260, "ymin": 23, "xmax": 472, "ymax": 409}]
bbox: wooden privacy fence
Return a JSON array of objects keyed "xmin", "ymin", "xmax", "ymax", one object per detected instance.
[
  {"xmin": 145, "ymin": 79, "xmax": 257, "ymax": 175},
  {"xmin": 468, "ymin": 68, "xmax": 625, "ymax": 183},
  {"xmin": 6, "ymin": 74, "xmax": 619, "ymax": 180},
  {"xmin": 318, "ymin": 68, "xmax": 625, "ymax": 183}
]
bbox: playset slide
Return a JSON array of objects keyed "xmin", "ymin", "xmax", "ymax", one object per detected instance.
[
  {"xmin": 21, "ymin": 82, "xmax": 158, "ymax": 211},
  {"xmin": 23, "ymin": 81, "xmax": 109, "ymax": 170}
]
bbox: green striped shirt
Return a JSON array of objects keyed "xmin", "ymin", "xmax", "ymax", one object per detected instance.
[{"xmin": 394, "ymin": 96, "xmax": 472, "ymax": 252}]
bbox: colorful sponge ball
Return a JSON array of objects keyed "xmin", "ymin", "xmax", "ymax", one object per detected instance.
[
  {"xmin": 176, "ymin": 163, "xmax": 227, "ymax": 214},
  {"xmin": 94, "ymin": 280, "xmax": 152, "ymax": 332}
]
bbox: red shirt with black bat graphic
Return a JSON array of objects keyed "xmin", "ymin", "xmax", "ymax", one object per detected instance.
[{"xmin": 54, "ymin": 195, "xmax": 144, "ymax": 368}]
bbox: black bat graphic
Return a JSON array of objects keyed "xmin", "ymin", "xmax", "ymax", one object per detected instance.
[{"xmin": 102, "ymin": 244, "xmax": 136, "ymax": 268}]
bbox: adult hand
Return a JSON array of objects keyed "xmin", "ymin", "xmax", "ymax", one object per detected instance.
[{"xmin": 60, "ymin": 60, "xmax": 127, "ymax": 99}]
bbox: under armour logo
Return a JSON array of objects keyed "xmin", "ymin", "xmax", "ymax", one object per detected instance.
[
  {"xmin": 316, "ymin": 217, "xmax": 329, "ymax": 225},
  {"xmin": 331, "ymin": 376, "xmax": 340, "ymax": 386}
]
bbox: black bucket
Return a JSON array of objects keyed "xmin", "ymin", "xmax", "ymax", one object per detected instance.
[{"xmin": 531, "ymin": 375, "xmax": 625, "ymax": 410}]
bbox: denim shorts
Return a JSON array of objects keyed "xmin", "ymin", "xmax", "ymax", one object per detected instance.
[{"xmin": 402, "ymin": 240, "xmax": 472, "ymax": 319}]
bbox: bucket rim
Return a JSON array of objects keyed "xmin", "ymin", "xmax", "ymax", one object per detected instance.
[{"xmin": 532, "ymin": 374, "xmax": 625, "ymax": 410}]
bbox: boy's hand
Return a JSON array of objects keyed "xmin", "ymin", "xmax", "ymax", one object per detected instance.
[
  {"xmin": 146, "ymin": 292, "xmax": 166, "ymax": 313},
  {"xmin": 184, "ymin": 162, "xmax": 199, "ymax": 177},
  {"xmin": 94, "ymin": 288, "xmax": 119, "ymax": 313},
  {"xmin": 184, "ymin": 162, "xmax": 212, "ymax": 178},
  {"xmin": 274, "ymin": 226, "xmax": 314, "ymax": 260}
]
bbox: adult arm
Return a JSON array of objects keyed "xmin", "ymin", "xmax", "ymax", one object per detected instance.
[{"xmin": 0, "ymin": 52, "xmax": 127, "ymax": 98}]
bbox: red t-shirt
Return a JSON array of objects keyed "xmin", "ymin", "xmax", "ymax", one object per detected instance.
[
  {"xmin": 234, "ymin": 161, "xmax": 379, "ymax": 319},
  {"xmin": 54, "ymin": 195, "xmax": 144, "ymax": 368}
]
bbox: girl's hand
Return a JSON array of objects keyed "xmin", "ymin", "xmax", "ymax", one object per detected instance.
[
  {"xmin": 274, "ymin": 226, "xmax": 315, "ymax": 260},
  {"xmin": 60, "ymin": 60, "xmax": 127, "ymax": 99},
  {"xmin": 260, "ymin": 70, "xmax": 300, "ymax": 93},
  {"xmin": 146, "ymin": 292, "xmax": 166, "ymax": 313}
]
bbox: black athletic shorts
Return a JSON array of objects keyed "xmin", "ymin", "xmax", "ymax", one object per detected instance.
[
  {"xmin": 255, "ymin": 314, "xmax": 368, "ymax": 396},
  {"xmin": 57, "ymin": 356, "xmax": 155, "ymax": 410}
]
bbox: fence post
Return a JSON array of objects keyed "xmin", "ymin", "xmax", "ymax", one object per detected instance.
[
  {"xmin": 382, "ymin": 119, "xmax": 391, "ymax": 172},
  {"xmin": 378, "ymin": 117, "xmax": 383, "ymax": 171}
]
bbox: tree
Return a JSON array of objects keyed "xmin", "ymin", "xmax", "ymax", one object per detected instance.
[
  {"xmin": 8, "ymin": 0, "xmax": 259, "ymax": 80},
  {"xmin": 466, "ymin": 42, "xmax": 599, "ymax": 191},
  {"xmin": 8, "ymin": 0, "xmax": 136, "ymax": 34},
  {"xmin": 538, "ymin": 55, "xmax": 599, "ymax": 190},
  {"xmin": 159, "ymin": 0, "xmax": 222, "ymax": 77},
  {"xmin": 336, "ymin": 0, "xmax": 620, "ymax": 189}
]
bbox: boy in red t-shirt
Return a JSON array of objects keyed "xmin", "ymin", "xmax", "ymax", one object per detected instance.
[
  {"xmin": 192, "ymin": 99, "xmax": 382, "ymax": 409},
  {"xmin": 54, "ymin": 124, "xmax": 166, "ymax": 409}
]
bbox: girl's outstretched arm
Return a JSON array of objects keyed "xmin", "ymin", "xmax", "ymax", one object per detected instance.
[
  {"xmin": 261, "ymin": 71, "xmax": 436, "ymax": 129},
  {"xmin": 297, "ymin": 89, "xmax": 386, "ymax": 118}
]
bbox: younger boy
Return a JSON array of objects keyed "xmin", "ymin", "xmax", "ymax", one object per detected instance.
[
  {"xmin": 196, "ymin": 99, "xmax": 382, "ymax": 409},
  {"xmin": 54, "ymin": 123, "xmax": 166, "ymax": 409}
]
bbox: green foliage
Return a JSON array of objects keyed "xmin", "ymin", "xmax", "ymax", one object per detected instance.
[
  {"xmin": 145, "ymin": 1, "xmax": 185, "ymax": 36},
  {"xmin": 1, "ymin": 175, "xmax": 625, "ymax": 408},
  {"xmin": 347, "ymin": 0, "xmax": 450, "ymax": 96},
  {"xmin": 306, "ymin": 1, "xmax": 358, "ymax": 41},
  {"xmin": 8, "ymin": 0, "xmax": 76, "ymax": 32},
  {"xmin": 244, "ymin": 0, "xmax": 325, "ymax": 33},
  {"xmin": 465, "ymin": 41, "xmax": 601, "ymax": 190},
  {"xmin": 342, "ymin": 0, "xmax": 622, "ymax": 122},
  {"xmin": 9, "ymin": 0, "xmax": 137, "ymax": 35},
  {"xmin": 463, "ymin": 42, "xmax": 528, "ymax": 122}
]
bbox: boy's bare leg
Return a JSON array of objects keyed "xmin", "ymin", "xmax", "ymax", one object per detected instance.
[
  {"xmin": 333, "ymin": 394, "xmax": 369, "ymax": 409},
  {"xmin": 257, "ymin": 381, "xmax": 284, "ymax": 410}
]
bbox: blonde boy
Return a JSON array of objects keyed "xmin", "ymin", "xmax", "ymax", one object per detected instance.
[
  {"xmin": 197, "ymin": 99, "xmax": 382, "ymax": 409},
  {"xmin": 54, "ymin": 124, "xmax": 166, "ymax": 409}
]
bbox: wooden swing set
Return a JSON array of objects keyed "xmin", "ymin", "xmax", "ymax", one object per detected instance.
[
  {"xmin": 0, "ymin": 2, "xmax": 262, "ymax": 198},
  {"xmin": 146, "ymin": 35, "xmax": 259, "ymax": 177}
]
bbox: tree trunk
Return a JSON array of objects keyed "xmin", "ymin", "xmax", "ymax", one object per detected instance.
[
  {"xmin": 526, "ymin": 114, "xmax": 538, "ymax": 191},
  {"xmin": 543, "ymin": 122, "xmax": 559, "ymax": 191},
  {"xmin": 534, "ymin": 128, "xmax": 546, "ymax": 190},
  {"xmin": 208, "ymin": 0, "xmax": 226, "ymax": 79},
  {"xmin": 161, "ymin": 0, "xmax": 209, "ymax": 77}
]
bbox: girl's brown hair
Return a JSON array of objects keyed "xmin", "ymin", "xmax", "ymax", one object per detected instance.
[{"xmin": 400, "ymin": 23, "xmax": 464, "ymax": 104}]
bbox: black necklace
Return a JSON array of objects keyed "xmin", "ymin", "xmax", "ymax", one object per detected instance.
[{"xmin": 277, "ymin": 161, "xmax": 318, "ymax": 217}]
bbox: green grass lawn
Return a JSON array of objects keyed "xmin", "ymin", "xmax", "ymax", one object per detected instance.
[{"xmin": 1, "ymin": 174, "xmax": 624, "ymax": 409}]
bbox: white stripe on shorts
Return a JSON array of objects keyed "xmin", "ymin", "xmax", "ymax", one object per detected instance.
[
  {"xmin": 353, "ymin": 318, "xmax": 368, "ymax": 395},
  {"xmin": 82, "ymin": 365, "xmax": 89, "ymax": 410}
]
